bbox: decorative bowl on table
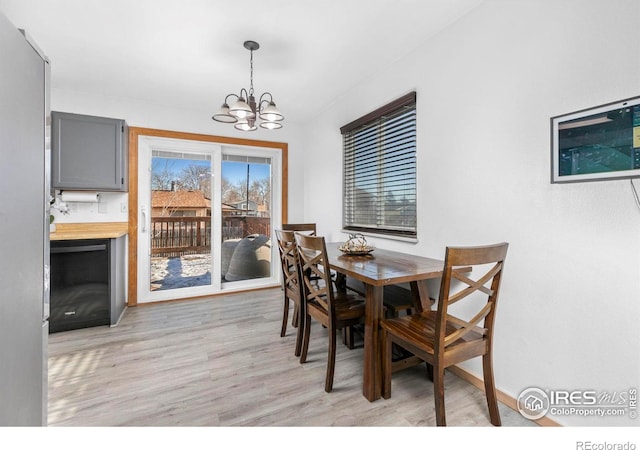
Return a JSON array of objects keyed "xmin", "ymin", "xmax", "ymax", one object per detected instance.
[{"xmin": 338, "ymin": 233, "xmax": 375, "ymax": 255}]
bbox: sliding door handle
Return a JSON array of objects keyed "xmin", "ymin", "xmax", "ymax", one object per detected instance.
[{"xmin": 141, "ymin": 206, "xmax": 147, "ymax": 233}]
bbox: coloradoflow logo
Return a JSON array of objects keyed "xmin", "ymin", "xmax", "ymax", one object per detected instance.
[{"xmin": 517, "ymin": 387, "xmax": 550, "ymax": 420}]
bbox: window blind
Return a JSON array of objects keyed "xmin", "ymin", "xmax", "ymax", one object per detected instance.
[
  {"xmin": 341, "ymin": 92, "xmax": 416, "ymax": 238},
  {"xmin": 153, "ymin": 150, "xmax": 211, "ymax": 161}
]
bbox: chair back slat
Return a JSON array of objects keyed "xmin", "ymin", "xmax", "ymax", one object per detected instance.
[
  {"xmin": 448, "ymin": 261, "xmax": 502, "ymax": 304},
  {"xmin": 282, "ymin": 223, "xmax": 317, "ymax": 235},
  {"xmin": 445, "ymin": 314, "xmax": 487, "ymax": 336},
  {"xmin": 445, "ymin": 242, "xmax": 508, "ymax": 266},
  {"xmin": 443, "ymin": 302, "xmax": 492, "ymax": 346},
  {"xmin": 275, "ymin": 229, "xmax": 302, "ymax": 299}
]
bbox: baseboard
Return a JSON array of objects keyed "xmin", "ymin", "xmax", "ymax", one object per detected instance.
[
  {"xmin": 132, "ymin": 283, "xmax": 281, "ymax": 307},
  {"xmin": 447, "ymin": 365, "xmax": 561, "ymax": 427}
]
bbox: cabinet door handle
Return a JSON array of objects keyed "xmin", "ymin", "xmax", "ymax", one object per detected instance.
[{"xmin": 51, "ymin": 244, "xmax": 107, "ymax": 253}]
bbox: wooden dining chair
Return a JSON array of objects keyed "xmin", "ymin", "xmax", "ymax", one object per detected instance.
[
  {"xmin": 274, "ymin": 229, "xmax": 305, "ymax": 357},
  {"xmin": 294, "ymin": 232, "xmax": 366, "ymax": 392},
  {"xmin": 282, "ymin": 222, "xmax": 337, "ymax": 309},
  {"xmin": 380, "ymin": 242, "xmax": 509, "ymax": 426},
  {"xmin": 284, "ymin": 223, "xmax": 357, "ymax": 348}
]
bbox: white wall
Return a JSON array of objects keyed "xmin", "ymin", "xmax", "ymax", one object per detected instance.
[
  {"xmin": 50, "ymin": 90, "xmax": 307, "ymax": 224},
  {"xmin": 50, "ymin": 190, "xmax": 128, "ymax": 223},
  {"xmin": 301, "ymin": 0, "xmax": 640, "ymax": 426}
]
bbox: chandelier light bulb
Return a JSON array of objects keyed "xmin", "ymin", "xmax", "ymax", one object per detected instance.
[
  {"xmin": 229, "ymin": 97, "xmax": 254, "ymax": 119},
  {"xmin": 259, "ymin": 101, "xmax": 284, "ymax": 122},
  {"xmin": 259, "ymin": 121, "xmax": 282, "ymax": 130},
  {"xmin": 234, "ymin": 119, "xmax": 257, "ymax": 132}
]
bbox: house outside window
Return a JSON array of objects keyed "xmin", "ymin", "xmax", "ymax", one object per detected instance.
[{"xmin": 341, "ymin": 92, "xmax": 417, "ymax": 239}]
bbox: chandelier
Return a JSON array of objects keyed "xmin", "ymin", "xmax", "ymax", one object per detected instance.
[{"xmin": 212, "ymin": 40, "xmax": 284, "ymax": 131}]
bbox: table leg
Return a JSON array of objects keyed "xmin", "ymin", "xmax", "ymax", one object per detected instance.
[
  {"xmin": 363, "ymin": 284, "xmax": 384, "ymax": 401},
  {"xmin": 410, "ymin": 279, "xmax": 432, "ymax": 313},
  {"xmin": 334, "ymin": 272, "xmax": 346, "ymax": 292}
]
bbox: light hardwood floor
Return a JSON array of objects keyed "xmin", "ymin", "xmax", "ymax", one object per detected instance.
[{"xmin": 47, "ymin": 287, "xmax": 537, "ymax": 427}]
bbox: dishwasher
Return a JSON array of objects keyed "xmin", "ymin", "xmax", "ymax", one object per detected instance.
[{"xmin": 49, "ymin": 239, "xmax": 111, "ymax": 333}]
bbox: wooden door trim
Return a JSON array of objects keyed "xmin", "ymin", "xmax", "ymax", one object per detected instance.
[{"xmin": 127, "ymin": 126, "xmax": 289, "ymax": 307}]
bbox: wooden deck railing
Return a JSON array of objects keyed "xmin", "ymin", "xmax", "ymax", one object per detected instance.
[
  {"xmin": 151, "ymin": 216, "xmax": 270, "ymax": 257},
  {"xmin": 151, "ymin": 217, "xmax": 211, "ymax": 257}
]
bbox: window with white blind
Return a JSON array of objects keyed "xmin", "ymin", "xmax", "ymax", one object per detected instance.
[{"xmin": 341, "ymin": 92, "xmax": 417, "ymax": 238}]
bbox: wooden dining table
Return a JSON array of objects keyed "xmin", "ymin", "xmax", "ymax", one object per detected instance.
[{"xmin": 325, "ymin": 243, "xmax": 448, "ymax": 402}]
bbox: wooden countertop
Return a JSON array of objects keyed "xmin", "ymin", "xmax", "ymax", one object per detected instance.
[{"xmin": 50, "ymin": 222, "xmax": 128, "ymax": 240}]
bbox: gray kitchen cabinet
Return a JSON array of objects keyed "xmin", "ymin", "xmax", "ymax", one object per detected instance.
[{"xmin": 51, "ymin": 111, "xmax": 128, "ymax": 191}]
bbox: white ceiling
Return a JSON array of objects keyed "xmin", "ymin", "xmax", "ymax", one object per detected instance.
[{"xmin": 0, "ymin": 0, "xmax": 483, "ymax": 123}]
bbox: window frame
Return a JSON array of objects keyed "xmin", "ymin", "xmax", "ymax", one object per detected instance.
[{"xmin": 340, "ymin": 91, "xmax": 417, "ymax": 240}]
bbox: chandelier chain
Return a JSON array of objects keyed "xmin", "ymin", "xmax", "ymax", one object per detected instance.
[{"xmin": 249, "ymin": 49, "xmax": 254, "ymax": 96}]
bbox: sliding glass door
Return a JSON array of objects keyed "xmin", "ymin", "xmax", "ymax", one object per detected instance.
[{"xmin": 137, "ymin": 136, "xmax": 281, "ymax": 303}]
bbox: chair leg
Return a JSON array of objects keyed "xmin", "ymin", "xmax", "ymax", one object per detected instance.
[
  {"xmin": 300, "ymin": 314, "xmax": 311, "ymax": 363},
  {"xmin": 280, "ymin": 296, "xmax": 289, "ymax": 337},
  {"xmin": 325, "ymin": 327, "xmax": 337, "ymax": 392},
  {"xmin": 381, "ymin": 329, "xmax": 392, "ymax": 399},
  {"xmin": 483, "ymin": 353, "xmax": 501, "ymax": 426},
  {"xmin": 292, "ymin": 303, "xmax": 299, "ymax": 328},
  {"xmin": 294, "ymin": 306, "xmax": 304, "ymax": 357},
  {"xmin": 433, "ymin": 366, "xmax": 446, "ymax": 426},
  {"xmin": 425, "ymin": 362, "xmax": 434, "ymax": 381},
  {"xmin": 343, "ymin": 326, "xmax": 355, "ymax": 349}
]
